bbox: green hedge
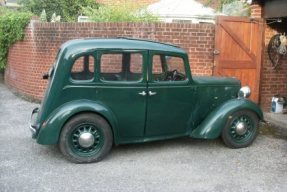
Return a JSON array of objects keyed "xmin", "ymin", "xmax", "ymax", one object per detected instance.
[{"xmin": 0, "ymin": 8, "xmax": 32, "ymax": 69}]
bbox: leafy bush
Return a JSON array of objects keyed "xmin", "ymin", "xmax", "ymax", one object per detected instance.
[
  {"xmin": 17, "ymin": 0, "xmax": 99, "ymax": 22},
  {"xmin": 82, "ymin": 1, "xmax": 159, "ymax": 22},
  {"xmin": 0, "ymin": 7, "xmax": 32, "ymax": 69}
]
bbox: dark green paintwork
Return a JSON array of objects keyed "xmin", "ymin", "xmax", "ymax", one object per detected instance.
[
  {"xmin": 190, "ymin": 99, "xmax": 263, "ymax": 139},
  {"xmin": 31, "ymin": 38, "xmax": 263, "ymax": 146},
  {"xmin": 37, "ymin": 100, "xmax": 119, "ymax": 144}
]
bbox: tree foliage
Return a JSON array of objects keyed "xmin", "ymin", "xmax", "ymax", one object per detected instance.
[
  {"xmin": 0, "ymin": 7, "xmax": 32, "ymax": 69},
  {"xmin": 17, "ymin": 0, "xmax": 99, "ymax": 22},
  {"xmin": 203, "ymin": 0, "xmax": 250, "ymax": 16},
  {"xmin": 203, "ymin": 0, "xmax": 239, "ymax": 11},
  {"xmin": 218, "ymin": 0, "xmax": 237, "ymax": 11},
  {"xmin": 82, "ymin": 1, "xmax": 159, "ymax": 22},
  {"xmin": 222, "ymin": 1, "xmax": 250, "ymax": 16}
]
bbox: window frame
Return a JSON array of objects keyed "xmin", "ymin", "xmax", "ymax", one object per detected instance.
[
  {"xmin": 97, "ymin": 50, "xmax": 147, "ymax": 84},
  {"xmin": 149, "ymin": 51, "xmax": 190, "ymax": 84},
  {"xmin": 69, "ymin": 53, "xmax": 96, "ymax": 83}
]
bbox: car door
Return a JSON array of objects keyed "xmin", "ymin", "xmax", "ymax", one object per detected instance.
[
  {"xmin": 95, "ymin": 50, "xmax": 147, "ymax": 139},
  {"xmin": 145, "ymin": 51, "xmax": 194, "ymax": 137}
]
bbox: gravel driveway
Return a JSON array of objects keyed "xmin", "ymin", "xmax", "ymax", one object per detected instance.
[{"xmin": 0, "ymin": 82, "xmax": 287, "ymax": 192}]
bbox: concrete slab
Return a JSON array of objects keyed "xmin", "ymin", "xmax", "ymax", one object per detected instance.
[{"xmin": 264, "ymin": 112, "xmax": 287, "ymax": 137}]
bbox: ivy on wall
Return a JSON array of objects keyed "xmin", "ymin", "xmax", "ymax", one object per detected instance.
[{"xmin": 0, "ymin": 8, "xmax": 32, "ymax": 69}]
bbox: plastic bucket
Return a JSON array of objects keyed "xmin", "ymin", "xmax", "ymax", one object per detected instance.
[{"xmin": 271, "ymin": 97, "xmax": 284, "ymax": 113}]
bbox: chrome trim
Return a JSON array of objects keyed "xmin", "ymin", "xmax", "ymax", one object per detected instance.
[
  {"xmin": 30, "ymin": 107, "xmax": 40, "ymax": 139},
  {"xmin": 78, "ymin": 132, "xmax": 95, "ymax": 148},
  {"xmin": 29, "ymin": 125, "xmax": 37, "ymax": 138},
  {"xmin": 235, "ymin": 122, "xmax": 247, "ymax": 135},
  {"xmin": 32, "ymin": 107, "xmax": 39, "ymax": 115},
  {"xmin": 138, "ymin": 91, "xmax": 147, "ymax": 96},
  {"xmin": 238, "ymin": 86, "xmax": 251, "ymax": 98},
  {"xmin": 149, "ymin": 91, "xmax": 157, "ymax": 96}
]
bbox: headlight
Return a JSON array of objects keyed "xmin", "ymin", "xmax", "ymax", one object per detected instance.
[{"xmin": 238, "ymin": 86, "xmax": 251, "ymax": 98}]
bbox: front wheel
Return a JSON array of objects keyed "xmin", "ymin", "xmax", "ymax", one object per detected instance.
[
  {"xmin": 221, "ymin": 110, "xmax": 259, "ymax": 148},
  {"xmin": 59, "ymin": 113, "xmax": 113, "ymax": 163}
]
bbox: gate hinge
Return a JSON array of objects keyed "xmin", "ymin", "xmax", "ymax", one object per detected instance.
[{"xmin": 213, "ymin": 49, "xmax": 220, "ymax": 55}]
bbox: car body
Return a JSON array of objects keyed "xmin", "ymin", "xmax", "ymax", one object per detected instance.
[{"xmin": 30, "ymin": 38, "xmax": 263, "ymax": 163}]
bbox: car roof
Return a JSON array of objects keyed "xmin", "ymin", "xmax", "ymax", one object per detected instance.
[{"xmin": 61, "ymin": 37, "xmax": 186, "ymax": 55}]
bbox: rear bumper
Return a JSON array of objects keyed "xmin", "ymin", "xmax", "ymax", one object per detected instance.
[{"xmin": 30, "ymin": 107, "xmax": 40, "ymax": 139}]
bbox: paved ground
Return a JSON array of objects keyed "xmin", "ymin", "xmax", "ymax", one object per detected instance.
[
  {"xmin": 0, "ymin": 82, "xmax": 287, "ymax": 192},
  {"xmin": 265, "ymin": 112, "xmax": 287, "ymax": 132}
]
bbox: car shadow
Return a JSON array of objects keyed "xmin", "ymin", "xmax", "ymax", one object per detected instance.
[
  {"xmin": 107, "ymin": 137, "xmax": 225, "ymax": 161},
  {"xmin": 115, "ymin": 137, "xmax": 222, "ymax": 150},
  {"xmin": 33, "ymin": 137, "xmax": 224, "ymax": 163}
]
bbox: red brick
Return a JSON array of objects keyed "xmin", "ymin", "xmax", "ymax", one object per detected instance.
[
  {"xmin": 5, "ymin": 21, "xmax": 215, "ymax": 102},
  {"xmin": 260, "ymin": 25, "xmax": 287, "ymax": 111}
]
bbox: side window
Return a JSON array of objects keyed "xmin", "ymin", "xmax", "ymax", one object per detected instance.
[
  {"xmin": 152, "ymin": 54, "xmax": 186, "ymax": 82},
  {"xmin": 101, "ymin": 54, "xmax": 122, "ymax": 74},
  {"xmin": 71, "ymin": 55, "xmax": 94, "ymax": 81},
  {"xmin": 100, "ymin": 52, "xmax": 143, "ymax": 82}
]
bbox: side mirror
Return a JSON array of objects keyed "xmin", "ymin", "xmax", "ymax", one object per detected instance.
[{"xmin": 42, "ymin": 73, "xmax": 49, "ymax": 79}]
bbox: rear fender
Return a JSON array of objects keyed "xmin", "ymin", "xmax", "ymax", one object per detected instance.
[
  {"xmin": 36, "ymin": 100, "xmax": 118, "ymax": 145},
  {"xmin": 190, "ymin": 99, "xmax": 263, "ymax": 139}
]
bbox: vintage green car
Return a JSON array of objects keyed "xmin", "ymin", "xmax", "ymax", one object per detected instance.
[{"xmin": 30, "ymin": 38, "xmax": 263, "ymax": 163}]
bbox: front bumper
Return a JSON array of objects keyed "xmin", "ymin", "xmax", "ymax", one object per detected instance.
[{"xmin": 30, "ymin": 107, "xmax": 40, "ymax": 139}]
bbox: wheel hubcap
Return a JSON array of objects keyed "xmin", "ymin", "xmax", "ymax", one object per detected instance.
[
  {"xmin": 78, "ymin": 132, "xmax": 95, "ymax": 148},
  {"xmin": 235, "ymin": 122, "xmax": 247, "ymax": 135},
  {"xmin": 229, "ymin": 115, "xmax": 255, "ymax": 143},
  {"xmin": 70, "ymin": 124, "xmax": 104, "ymax": 156}
]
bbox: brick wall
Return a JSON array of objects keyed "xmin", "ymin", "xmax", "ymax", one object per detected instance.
[
  {"xmin": 250, "ymin": 2, "xmax": 287, "ymax": 111},
  {"xmin": 5, "ymin": 20, "xmax": 215, "ymax": 101},
  {"xmin": 250, "ymin": 3, "xmax": 263, "ymax": 18},
  {"xmin": 260, "ymin": 25, "xmax": 287, "ymax": 111}
]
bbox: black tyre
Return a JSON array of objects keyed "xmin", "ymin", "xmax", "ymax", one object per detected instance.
[
  {"xmin": 221, "ymin": 110, "xmax": 259, "ymax": 148},
  {"xmin": 59, "ymin": 113, "xmax": 113, "ymax": 163}
]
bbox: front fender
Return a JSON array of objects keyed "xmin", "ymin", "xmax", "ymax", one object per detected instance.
[
  {"xmin": 36, "ymin": 100, "xmax": 118, "ymax": 145},
  {"xmin": 190, "ymin": 99, "xmax": 263, "ymax": 139}
]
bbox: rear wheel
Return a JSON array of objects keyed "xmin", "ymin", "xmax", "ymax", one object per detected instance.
[
  {"xmin": 221, "ymin": 110, "xmax": 259, "ymax": 148},
  {"xmin": 59, "ymin": 113, "xmax": 113, "ymax": 163}
]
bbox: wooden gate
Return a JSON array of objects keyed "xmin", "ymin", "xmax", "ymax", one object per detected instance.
[{"xmin": 214, "ymin": 16, "xmax": 264, "ymax": 103}]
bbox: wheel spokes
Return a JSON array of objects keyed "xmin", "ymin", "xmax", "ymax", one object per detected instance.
[
  {"xmin": 70, "ymin": 124, "xmax": 104, "ymax": 155},
  {"xmin": 229, "ymin": 115, "xmax": 254, "ymax": 142}
]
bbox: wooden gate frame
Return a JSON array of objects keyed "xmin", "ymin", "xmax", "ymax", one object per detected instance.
[{"xmin": 214, "ymin": 16, "xmax": 264, "ymax": 103}]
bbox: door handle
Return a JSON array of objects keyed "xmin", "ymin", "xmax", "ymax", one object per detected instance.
[
  {"xmin": 149, "ymin": 91, "xmax": 157, "ymax": 96},
  {"xmin": 138, "ymin": 91, "xmax": 147, "ymax": 96}
]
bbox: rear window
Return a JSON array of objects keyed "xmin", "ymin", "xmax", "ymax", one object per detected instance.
[{"xmin": 70, "ymin": 55, "xmax": 94, "ymax": 81}]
